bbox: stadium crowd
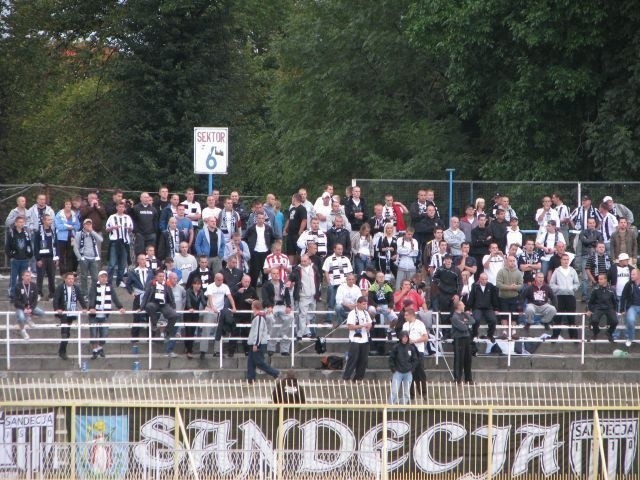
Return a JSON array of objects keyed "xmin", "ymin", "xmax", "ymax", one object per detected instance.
[{"xmin": 4, "ymin": 185, "xmax": 640, "ymax": 384}]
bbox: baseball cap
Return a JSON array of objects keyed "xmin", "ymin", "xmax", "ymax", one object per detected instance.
[
  {"xmin": 98, "ymin": 270, "xmax": 108, "ymax": 276},
  {"xmin": 603, "ymin": 195, "xmax": 613, "ymax": 203},
  {"xmin": 618, "ymin": 253, "xmax": 630, "ymax": 261},
  {"xmin": 83, "ymin": 218, "xmax": 92, "ymax": 224},
  {"xmin": 582, "ymin": 195, "xmax": 591, "ymax": 201}
]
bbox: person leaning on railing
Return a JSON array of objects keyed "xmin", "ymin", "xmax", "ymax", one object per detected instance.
[
  {"xmin": 53, "ymin": 272, "xmax": 88, "ymax": 361},
  {"xmin": 620, "ymin": 268, "xmax": 640, "ymax": 348},
  {"xmin": 13, "ymin": 270, "xmax": 44, "ymax": 341},
  {"xmin": 586, "ymin": 273, "xmax": 618, "ymax": 342}
]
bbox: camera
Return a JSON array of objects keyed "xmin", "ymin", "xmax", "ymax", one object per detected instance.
[{"xmin": 353, "ymin": 329, "xmax": 363, "ymax": 338}]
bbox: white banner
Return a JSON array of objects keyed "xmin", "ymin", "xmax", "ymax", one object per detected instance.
[{"xmin": 193, "ymin": 127, "xmax": 228, "ymax": 174}]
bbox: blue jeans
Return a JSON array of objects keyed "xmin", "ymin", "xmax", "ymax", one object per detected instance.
[
  {"xmin": 625, "ymin": 306, "xmax": 640, "ymax": 342},
  {"xmin": 15, "ymin": 307, "xmax": 44, "ymax": 327},
  {"xmin": 390, "ymin": 371, "xmax": 413, "ymax": 405},
  {"xmin": 108, "ymin": 240, "xmax": 129, "ymax": 284},
  {"xmin": 326, "ymin": 285, "xmax": 339, "ymax": 324},
  {"xmin": 9, "ymin": 259, "xmax": 30, "ymax": 298},
  {"xmin": 353, "ymin": 255, "xmax": 371, "ymax": 277},
  {"xmin": 247, "ymin": 344, "xmax": 280, "ymax": 381},
  {"xmin": 89, "ymin": 316, "xmax": 109, "ymax": 346}
]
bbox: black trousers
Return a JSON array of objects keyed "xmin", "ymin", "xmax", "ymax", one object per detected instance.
[
  {"xmin": 145, "ymin": 302, "xmax": 178, "ymax": 332},
  {"xmin": 131, "ymin": 295, "xmax": 148, "ymax": 339},
  {"xmin": 410, "ymin": 354, "xmax": 427, "ymax": 398},
  {"xmin": 471, "ymin": 309, "xmax": 497, "ymax": 338},
  {"xmin": 453, "ymin": 336, "xmax": 473, "ymax": 383},
  {"xmin": 553, "ymin": 295, "xmax": 578, "ymax": 339},
  {"xmin": 590, "ymin": 309, "xmax": 618, "ymax": 336},
  {"xmin": 249, "ymin": 251, "xmax": 268, "ymax": 287},
  {"xmin": 58, "ymin": 314, "xmax": 78, "ymax": 355},
  {"xmin": 37, "ymin": 257, "xmax": 56, "ymax": 297},
  {"xmin": 343, "ymin": 341, "xmax": 370, "ymax": 381}
]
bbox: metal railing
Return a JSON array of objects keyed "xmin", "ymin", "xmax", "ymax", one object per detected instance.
[{"xmin": 0, "ymin": 309, "xmax": 635, "ymax": 371}]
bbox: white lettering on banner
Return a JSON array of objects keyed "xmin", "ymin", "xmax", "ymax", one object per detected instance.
[
  {"xmin": 133, "ymin": 415, "xmax": 185, "ymax": 470},
  {"xmin": 130, "ymin": 414, "xmax": 639, "ymax": 477},
  {"xmin": 359, "ymin": 421, "xmax": 410, "ymax": 474},
  {"xmin": 413, "ymin": 422, "xmax": 466, "ymax": 474},
  {"xmin": 298, "ymin": 419, "xmax": 356, "ymax": 472},
  {"xmin": 570, "ymin": 419, "xmax": 638, "ymax": 477},
  {"xmin": 512, "ymin": 425, "xmax": 562, "ymax": 476},
  {"xmin": 0, "ymin": 411, "xmax": 54, "ymax": 473},
  {"xmin": 472, "ymin": 425, "xmax": 512, "ymax": 477}
]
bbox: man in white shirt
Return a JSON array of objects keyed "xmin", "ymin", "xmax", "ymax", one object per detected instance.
[
  {"xmin": 535, "ymin": 220, "xmax": 566, "ymax": 277},
  {"xmin": 552, "ymin": 192, "xmax": 571, "ymax": 241},
  {"xmin": 201, "ymin": 194, "xmax": 222, "ymax": 222},
  {"xmin": 181, "ymin": 187, "xmax": 202, "ymax": 230},
  {"xmin": 482, "ymin": 243, "xmax": 505, "ymax": 285},
  {"xmin": 342, "ymin": 296, "xmax": 373, "ymax": 381},
  {"xmin": 199, "ymin": 272, "xmax": 236, "ymax": 358},
  {"xmin": 335, "ymin": 273, "xmax": 362, "ymax": 324},
  {"xmin": 322, "ymin": 243, "xmax": 353, "ymax": 325},
  {"xmin": 314, "ymin": 192, "xmax": 333, "ymax": 232},
  {"xmin": 297, "ymin": 217, "xmax": 328, "ymax": 257},
  {"xmin": 535, "ymin": 196, "xmax": 560, "ymax": 233},
  {"xmin": 505, "ymin": 216, "xmax": 523, "ymax": 255},
  {"xmin": 402, "ymin": 307, "xmax": 429, "ymax": 397},
  {"xmin": 598, "ymin": 202, "xmax": 618, "ymax": 255},
  {"xmin": 395, "ymin": 227, "xmax": 419, "ymax": 289}
]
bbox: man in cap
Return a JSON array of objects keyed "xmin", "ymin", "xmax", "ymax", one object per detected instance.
[
  {"xmin": 603, "ymin": 195, "xmax": 634, "ymax": 224},
  {"xmin": 88, "ymin": 270, "xmax": 125, "ymax": 359}
]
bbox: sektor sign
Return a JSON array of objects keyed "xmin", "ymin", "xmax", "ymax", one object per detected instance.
[{"xmin": 193, "ymin": 127, "xmax": 228, "ymax": 174}]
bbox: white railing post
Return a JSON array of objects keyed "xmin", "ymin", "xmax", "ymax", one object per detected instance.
[
  {"xmin": 77, "ymin": 312, "xmax": 82, "ymax": 370},
  {"xmin": 148, "ymin": 319, "xmax": 153, "ymax": 370},
  {"xmin": 6, "ymin": 312, "xmax": 11, "ymax": 371},
  {"xmin": 507, "ymin": 312, "xmax": 512, "ymax": 368},
  {"xmin": 434, "ymin": 312, "xmax": 439, "ymax": 366},
  {"xmin": 290, "ymin": 320, "xmax": 295, "ymax": 368},
  {"xmin": 581, "ymin": 313, "xmax": 586, "ymax": 365}
]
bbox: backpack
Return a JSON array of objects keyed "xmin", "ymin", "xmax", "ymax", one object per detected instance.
[
  {"xmin": 320, "ymin": 355, "xmax": 344, "ymax": 370},
  {"xmin": 315, "ymin": 337, "xmax": 327, "ymax": 354}
]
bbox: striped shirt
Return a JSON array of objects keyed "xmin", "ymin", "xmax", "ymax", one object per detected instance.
[
  {"xmin": 322, "ymin": 255, "xmax": 353, "ymax": 286},
  {"xmin": 106, "ymin": 213, "xmax": 133, "ymax": 243},
  {"xmin": 263, "ymin": 253, "xmax": 291, "ymax": 282}
]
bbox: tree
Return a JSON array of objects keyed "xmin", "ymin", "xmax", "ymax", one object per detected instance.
[{"xmin": 263, "ymin": 0, "xmax": 475, "ymax": 194}]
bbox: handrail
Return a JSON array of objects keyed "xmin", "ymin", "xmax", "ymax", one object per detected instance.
[{"xmin": 0, "ymin": 309, "xmax": 632, "ymax": 372}]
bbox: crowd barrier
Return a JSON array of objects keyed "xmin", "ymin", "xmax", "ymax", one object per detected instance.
[
  {"xmin": 1, "ymin": 309, "xmax": 636, "ymax": 371},
  {"xmin": 0, "ymin": 379, "xmax": 639, "ymax": 479}
]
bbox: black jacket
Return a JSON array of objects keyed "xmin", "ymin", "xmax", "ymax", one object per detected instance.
[
  {"xmin": 5, "ymin": 227, "xmax": 32, "ymax": 260},
  {"xmin": 326, "ymin": 227, "xmax": 351, "ymax": 257},
  {"xmin": 588, "ymin": 285, "xmax": 617, "ymax": 312},
  {"xmin": 467, "ymin": 282, "xmax": 500, "ymax": 310},
  {"xmin": 243, "ymin": 224, "xmax": 275, "ymax": 252},
  {"xmin": 433, "ymin": 266, "xmax": 462, "ymax": 296},
  {"xmin": 470, "ymin": 227, "xmax": 491, "ymax": 256},
  {"xmin": 389, "ymin": 341, "xmax": 418, "ymax": 373},
  {"xmin": 620, "ymin": 281, "xmax": 640, "ymax": 311},
  {"xmin": 53, "ymin": 284, "xmax": 87, "ymax": 313},
  {"xmin": 14, "ymin": 282, "xmax": 39, "ymax": 310},
  {"xmin": 140, "ymin": 280, "xmax": 176, "ymax": 309},
  {"xmin": 451, "ymin": 311, "xmax": 475, "ymax": 339},
  {"xmin": 262, "ymin": 280, "xmax": 292, "ymax": 308}
]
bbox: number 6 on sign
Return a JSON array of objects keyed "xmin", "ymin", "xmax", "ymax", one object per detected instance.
[{"xmin": 194, "ymin": 127, "xmax": 228, "ymax": 174}]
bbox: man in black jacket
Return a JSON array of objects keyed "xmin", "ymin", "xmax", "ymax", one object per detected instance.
[
  {"xmin": 14, "ymin": 270, "xmax": 43, "ymax": 340},
  {"xmin": 586, "ymin": 273, "xmax": 618, "ymax": 342},
  {"xmin": 131, "ymin": 192, "xmax": 159, "ymax": 255},
  {"xmin": 53, "ymin": 272, "xmax": 88, "ymax": 360},
  {"xmin": 432, "ymin": 255, "xmax": 461, "ymax": 332},
  {"xmin": 466, "ymin": 273, "xmax": 500, "ymax": 341},
  {"xmin": 243, "ymin": 213, "xmax": 275, "ymax": 287},
  {"xmin": 6, "ymin": 215, "xmax": 33, "ymax": 300},
  {"xmin": 140, "ymin": 271, "xmax": 179, "ymax": 337},
  {"xmin": 388, "ymin": 331, "xmax": 418, "ymax": 405}
]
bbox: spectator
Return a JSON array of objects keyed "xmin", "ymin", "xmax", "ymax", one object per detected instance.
[
  {"xmin": 482, "ymin": 243, "xmax": 505, "ymax": 286},
  {"xmin": 165, "ymin": 272, "xmax": 186, "ymax": 357},
  {"xmin": 297, "ymin": 217, "xmax": 328, "ymax": 258},
  {"xmin": 432, "ymin": 254, "xmax": 461, "ymax": 331},
  {"xmin": 388, "ymin": 331, "xmax": 417, "ymax": 405},
  {"xmin": 395, "ymin": 227, "xmax": 419, "ymax": 290},
  {"xmin": 549, "ymin": 253, "xmax": 580, "ymax": 340},
  {"xmin": 620, "ymin": 269, "xmax": 640, "ymax": 347},
  {"xmin": 585, "ymin": 242, "xmax": 611, "ymax": 298},
  {"xmin": 401, "ymin": 307, "xmax": 429, "ymax": 398},
  {"xmin": 73, "ymin": 219, "xmax": 102, "ymax": 298},
  {"xmin": 263, "ymin": 239, "xmax": 291, "ymax": 284},
  {"xmin": 157, "ymin": 216, "xmax": 185, "ymax": 261},
  {"xmin": 497, "ymin": 196, "xmax": 517, "ymax": 222},
  {"xmin": 153, "ymin": 185, "xmax": 170, "ymax": 212},
  {"xmin": 466, "ymin": 273, "xmax": 499, "ymax": 342},
  {"xmin": 586, "ymin": 273, "xmax": 618, "ymax": 342},
  {"xmin": 220, "ymin": 256, "xmax": 243, "ymax": 294},
  {"xmin": 289, "ymin": 254, "xmax": 321, "ymax": 338},
  {"xmin": 473, "ymin": 198, "xmax": 486, "ymax": 218},
  {"xmin": 218, "ymin": 196, "xmax": 242, "ymax": 245},
  {"xmin": 535, "ymin": 220, "xmax": 565, "ymax": 277},
  {"xmin": 342, "ymin": 296, "xmax": 373, "ymax": 382},
  {"xmin": 518, "ymin": 239, "xmax": 542, "ymax": 285},
  {"xmin": 5, "ymin": 195, "xmax": 28, "ymax": 230},
  {"xmin": 322, "ymin": 243, "xmax": 353, "ymax": 325},
  {"xmin": 244, "ymin": 212, "xmax": 274, "ymax": 287},
  {"xmin": 535, "ymin": 195, "xmax": 560, "ymax": 233},
  {"xmin": 603, "ymin": 195, "xmax": 634, "ymax": 224},
  {"xmin": 184, "ymin": 277, "xmax": 207, "ymax": 359},
  {"xmin": 247, "ymin": 300, "xmax": 280, "ymax": 384},
  {"xmin": 578, "ymin": 217, "xmax": 603, "ymax": 301},
  {"xmin": 174, "ymin": 242, "xmax": 197, "ymax": 283},
  {"xmin": 140, "ymin": 271, "xmax": 179, "ymax": 341},
  {"xmin": 382, "ymin": 194, "xmax": 408, "ymax": 235},
  {"xmin": 131, "ymin": 192, "xmax": 158, "ymax": 255},
  {"xmin": 444, "ymin": 217, "xmax": 466, "ymax": 258},
  {"xmin": 53, "ymin": 272, "xmax": 88, "ymax": 360},
  {"xmin": 455, "ymin": 242, "xmax": 478, "ymax": 279},
  {"xmin": 368, "ymin": 203, "xmax": 387, "ymax": 237},
  {"xmin": 224, "ymin": 232, "xmax": 251, "ymax": 274},
  {"xmin": 344, "ymin": 186, "xmax": 368, "ymax": 238},
  {"xmin": 335, "ymin": 273, "xmax": 362, "ymax": 325},
  {"xmin": 233, "ymin": 274, "xmax": 259, "ymax": 355},
  {"xmin": 326, "ymin": 215, "xmax": 351, "ymax": 258},
  {"xmin": 125, "ymin": 253, "xmax": 152, "ymax": 341},
  {"xmin": 611, "ymin": 218, "xmax": 637, "ymax": 266},
  {"xmin": 200, "ymin": 273, "xmax": 236, "ymax": 359},
  {"xmin": 496, "ymin": 255, "xmax": 524, "ymax": 338},
  {"xmin": 505, "ymin": 216, "xmax": 522, "ymax": 255},
  {"xmin": 459, "ymin": 205, "xmax": 478, "ymax": 242},
  {"xmin": 598, "ymin": 202, "xmax": 618, "ymax": 254},
  {"xmin": 451, "ymin": 300, "xmax": 475, "ymax": 385},
  {"xmin": 272, "ymin": 370, "xmax": 306, "ymax": 404},
  {"xmin": 470, "ymin": 215, "xmax": 491, "ymax": 278},
  {"xmin": 158, "ymin": 193, "xmax": 180, "ymax": 233},
  {"xmin": 33, "ymin": 214, "xmax": 58, "ymax": 300},
  {"xmin": 374, "ymin": 222, "xmax": 398, "ymax": 281},
  {"xmin": 105, "ymin": 201, "xmax": 134, "ymax": 287},
  {"xmin": 6, "ymin": 216, "xmax": 33, "ymax": 300},
  {"xmin": 487, "ymin": 208, "xmax": 508, "ymax": 252},
  {"xmin": 551, "ymin": 192, "xmax": 571, "ymax": 241},
  {"xmin": 55, "ymin": 199, "xmax": 81, "ymax": 276},
  {"xmin": 13, "ymin": 270, "xmax": 43, "ymax": 340},
  {"xmin": 609, "ymin": 253, "xmax": 633, "ymax": 307},
  {"xmin": 522, "ymin": 272, "xmax": 557, "ymax": 335},
  {"xmin": 88, "ymin": 270, "xmax": 125, "ymax": 359},
  {"xmin": 262, "ymin": 268, "xmax": 294, "ymax": 356},
  {"xmin": 181, "ymin": 187, "xmax": 202, "ymax": 238},
  {"xmin": 284, "ymin": 193, "xmax": 307, "ymax": 265},
  {"xmin": 367, "ymin": 271, "xmax": 398, "ymax": 355}
]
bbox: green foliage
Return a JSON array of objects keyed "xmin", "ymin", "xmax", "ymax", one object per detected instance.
[{"xmin": 264, "ymin": 0, "xmax": 475, "ymax": 194}]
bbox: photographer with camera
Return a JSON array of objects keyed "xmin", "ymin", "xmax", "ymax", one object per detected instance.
[{"xmin": 342, "ymin": 296, "xmax": 373, "ymax": 382}]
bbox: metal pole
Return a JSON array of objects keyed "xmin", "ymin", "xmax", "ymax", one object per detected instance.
[
  {"xmin": 208, "ymin": 174, "xmax": 214, "ymax": 195},
  {"xmin": 446, "ymin": 169, "xmax": 455, "ymax": 221},
  {"xmin": 6, "ymin": 312, "xmax": 10, "ymax": 371}
]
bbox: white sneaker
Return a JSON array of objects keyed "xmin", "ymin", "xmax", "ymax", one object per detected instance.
[
  {"xmin": 165, "ymin": 352, "xmax": 177, "ymax": 358},
  {"xmin": 626, "ymin": 340, "xmax": 632, "ymax": 348},
  {"xmin": 20, "ymin": 330, "xmax": 29, "ymax": 340},
  {"xmin": 119, "ymin": 281, "xmax": 126, "ymax": 288}
]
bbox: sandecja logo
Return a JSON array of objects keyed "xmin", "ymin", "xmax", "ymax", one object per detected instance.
[{"xmin": 133, "ymin": 415, "xmax": 636, "ymax": 477}]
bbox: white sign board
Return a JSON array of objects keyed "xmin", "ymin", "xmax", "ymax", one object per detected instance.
[{"xmin": 193, "ymin": 127, "xmax": 228, "ymax": 174}]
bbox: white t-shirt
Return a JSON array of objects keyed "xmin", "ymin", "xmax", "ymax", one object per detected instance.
[
  {"xmin": 346, "ymin": 307, "xmax": 372, "ymax": 344},
  {"xmin": 482, "ymin": 254, "xmax": 505, "ymax": 285},
  {"xmin": 403, "ymin": 318, "xmax": 428, "ymax": 353},
  {"xmin": 205, "ymin": 282, "xmax": 230, "ymax": 311},
  {"xmin": 202, "ymin": 206, "xmax": 221, "ymax": 222}
]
